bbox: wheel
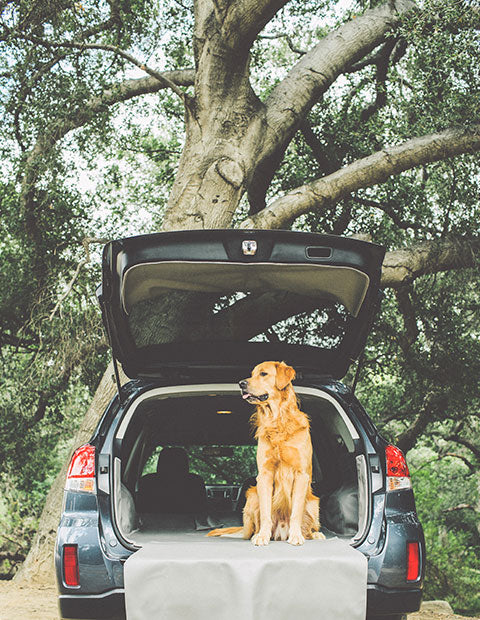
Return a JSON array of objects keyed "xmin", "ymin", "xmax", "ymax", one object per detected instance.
[{"xmin": 366, "ymin": 615, "xmax": 407, "ymax": 620}]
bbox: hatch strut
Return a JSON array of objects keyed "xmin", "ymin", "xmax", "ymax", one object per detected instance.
[
  {"xmin": 111, "ymin": 352, "xmax": 125, "ymax": 404},
  {"xmin": 350, "ymin": 349, "xmax": 365, "ymax": 396},
  {"xmin": 102, "ymin": 303, "xmax": 125, "ymax": 404},
  {"xmin": 350, "ymin": 289, "xmax": 383, "ymax": 397}
]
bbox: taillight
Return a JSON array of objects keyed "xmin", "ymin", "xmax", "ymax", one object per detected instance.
[
  {"xmin": 66, "ymin": 444, "xmax": 96, "ymax": 493},
  {"xmin": 386, "ymin": 444, "xmax": 412, "ymax": 491},
  {"xmin": 63, "ymin": 544, "xmax": 80, "ymax": 587},
  {"xmin": 406, "ymin": 541, "xmax": 421, "ymax": 581}
]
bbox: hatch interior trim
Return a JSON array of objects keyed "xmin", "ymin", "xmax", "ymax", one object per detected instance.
[{"xmin": 120, "ymin": 261, "xmax": 370, "ymax": 318}]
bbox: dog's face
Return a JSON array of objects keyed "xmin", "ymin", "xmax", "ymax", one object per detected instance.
[{"xmin": 239, "ymin": 361, "xmax": 296, "ymax": 404}]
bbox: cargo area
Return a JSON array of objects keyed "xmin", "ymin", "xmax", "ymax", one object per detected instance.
[{"xmin": 112, "ymin": 385, "xmax": 369, "ymax": 547}]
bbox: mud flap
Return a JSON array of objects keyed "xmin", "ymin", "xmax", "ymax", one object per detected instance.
[{"xmin": 124, "ymin": 536, "xmax": 367, "ymax": 620}]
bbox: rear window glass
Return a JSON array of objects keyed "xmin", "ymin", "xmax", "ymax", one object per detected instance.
[
  {"xmin": 128, "ymin": 290, "xmax": 352, "ymax": 350},
  {"xmin": 250, "ymin": 304, "xmax": 350, "ymax": 349},
  {"xmin": 143, "ymin": 445, "xmax": 257, "ymax": 485}
]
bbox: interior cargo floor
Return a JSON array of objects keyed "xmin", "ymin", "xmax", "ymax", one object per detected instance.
[{"xmin": 127, "ymin": 512, "xmax": 351, "ymax": 545}]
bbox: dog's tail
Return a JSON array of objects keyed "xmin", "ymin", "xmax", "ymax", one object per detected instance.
[{"xmin": 206, "ymin": 526, "xmax": 244, "ymax": 538}]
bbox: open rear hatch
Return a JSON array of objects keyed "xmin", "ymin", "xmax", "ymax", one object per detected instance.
[{"xmin": 98, "ymin": 230, "xmax": 385, "ymax": 379}]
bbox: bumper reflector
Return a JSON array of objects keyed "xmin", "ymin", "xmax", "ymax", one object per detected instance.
[
  {"xmin": 63, "ymin": 544, "xmax": 80, "ymax": 587},
  {"xmin": 406, "ymin": 541, "xmax": 420, "ymax": 581},
  {"xmin": 387, "ymin": 476, "xmax": 412, "ymax": 491}
]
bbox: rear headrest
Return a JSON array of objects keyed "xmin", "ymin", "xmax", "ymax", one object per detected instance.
[{"xmin": 157, "ymin": 447, "xmax": 189, "ymax": 477}]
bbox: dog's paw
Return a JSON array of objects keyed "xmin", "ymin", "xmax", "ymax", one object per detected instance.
[
  {"xmin": 252, "ymin": 532, "xmax": 271, "ymax": 546},
  {"xmin": 287, "ymin": 531, "xmax": 305, "ymax": 546},
  {"xmin": 312, "ymin": 531, "xmax": 326, "ymax": 540}
]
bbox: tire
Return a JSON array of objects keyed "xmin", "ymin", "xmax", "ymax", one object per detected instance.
[{"xmin": 366, "ymin": 615, "xmax": 407, "ymax": 620}]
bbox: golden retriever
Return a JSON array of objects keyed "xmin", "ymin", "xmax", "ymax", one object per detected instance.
[{"xmin": 208, "ymin": 361, "xmax": 325, "ymax": 546}]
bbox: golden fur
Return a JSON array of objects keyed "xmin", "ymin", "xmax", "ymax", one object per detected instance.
[{"xmin": 208, "ymin": 361, "xmax": 325, "ymax": 546}]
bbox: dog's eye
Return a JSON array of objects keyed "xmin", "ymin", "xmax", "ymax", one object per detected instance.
[{"xmin": 260, "ymin": 372, "xmax": 268, "ymax": 376}]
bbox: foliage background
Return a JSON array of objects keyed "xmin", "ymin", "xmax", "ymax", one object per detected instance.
[{"xmin": 0, "ymin": 0, "xmax": 479, "ymax": 613}]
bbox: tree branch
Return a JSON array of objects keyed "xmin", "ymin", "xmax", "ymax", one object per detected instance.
[
  {"xmin": 353, "ymin": 196, "xmax": 421, "ymax": 230},
  {"xmin": 0, "ymin": 332, "xmax": 38, "ymax": 350},
  {"xmin": 264, "ymin": 0, "xmax": 415, "ymax": 133},
  {"xmin": 247, "ymin": 0, "xmax": 415, "ymax": 213},
  {"xmin": 347, "ymin": 37, "xmax": 406, "ymax": 75},
  {"xmin": 199, "ymin": 235, "xmax": 480, "ymax": 346},
  {"xmin": 397, "ymin": 391, "xmax": 448, "ymax": 453},
  {"xmin": 443, "ymin": 454, "xmax": 476, "ymax": 474},
  {"xmin": 23, "ymin": 35, "xmax": 190, "ymax": 100},
  {"xmin": 262, "ymin": 1, "xmax": 414, "ymax": 156},
  {"xmin": 331, "ymin": 201, "xmax": 353, "ymax": 235},
  {"xmin": 394, "ymin": 284, "xmax": 419, "ymax": 352},
  {"xmin": 346, "ymin": 43, "xmax": 390, "ymax": 73},
  {"xmin": 48, "ymin": 238, "xmax": 111, "ymax": 321},
  {"xmin": 381, "ymin": 236, "xmax": 480, "ymax": 288},
  {"xmin": 200, "ymin": 232, "xmax": 480, "ymax": 344},
  {"xmin": 359, "ymin": 37, "xmax": 398, "ymax": 122},
  {"xmin": 241, "ymin": 124, "xmax": 480, "ymax": 230},
  {"xmin": 447, "ymin": 435, "xmax": 480, "ymax": 461},
  {"xmin": 300, "ymin": 120, "xmax": 340, "ymax": 176},
  {"xmin": 222, "ymin": 0, "xmax": 290, "ymax": 50},
  {"xmin": 20, "ymin": 68, "xmax": 194, "ymax": 217},
  {"xmin": 443, "ymin": 504, "xmax": 478, "ymax": 513},
  {"xmin": 258, "ymin": 32, "xmax": 306, "ymax": 56},
  {"xmin": 209, "ymin": 291, "xmax": 318, "ymax": 341}
]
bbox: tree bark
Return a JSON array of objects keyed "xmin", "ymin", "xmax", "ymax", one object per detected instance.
[{"xmin": 381, "ymin": 236, "xmax": 480, "ymax": 288}]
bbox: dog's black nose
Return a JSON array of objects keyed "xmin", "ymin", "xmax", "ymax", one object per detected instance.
[{"xmin": 239, "ymin": 380, "xmax": 247, "ymax": 390}]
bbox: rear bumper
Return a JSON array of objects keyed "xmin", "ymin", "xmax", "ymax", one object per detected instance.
[
  {"xmin": 59, "ymin": 589, "xmax": 125, "ymax": 619},
  {"xmin": 367, "ymin": 584, "xmax": 422, "ymax": 615},
  {"xmin": 59, "ymin": 584, "xmax": 422, "ymax": 619}
]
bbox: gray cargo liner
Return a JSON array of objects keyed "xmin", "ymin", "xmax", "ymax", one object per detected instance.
[{"xmin": 124, "ymin": 535, "xmax": 367, "ymax": 620}]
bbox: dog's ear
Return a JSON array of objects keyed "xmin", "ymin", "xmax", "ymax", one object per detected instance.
[{"xmin": 275, "ymin": 362, "xmax": 295, "ymax": 390}]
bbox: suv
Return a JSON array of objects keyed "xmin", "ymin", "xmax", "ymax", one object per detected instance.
[{"xmin": 55, "ymin": 230, "xmax": 425, "ymax": 620}]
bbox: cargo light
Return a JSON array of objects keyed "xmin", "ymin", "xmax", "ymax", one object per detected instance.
[
  {"xmin": 406, "ymin": 541, "xmax": 421, "ymax": 581},
  {"xmin": 63, "ymin": 544, "xmax": 80, "ymax": 587},
  {"xmin": 66, "ymin": 444, "xmax": 96, "ymax": 493},
  {"xmin": 386, "ymin": 444, "xmax": 412, "ymax": 491}
]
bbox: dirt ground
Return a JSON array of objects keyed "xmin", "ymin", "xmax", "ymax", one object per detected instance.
[
  {"xmin": 0, "ymin": 581, "xmax": 59, "ymax": 620},
  {"xmin": 0, "ymin": 581, "xmax": 478, "ymax": 620}
]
